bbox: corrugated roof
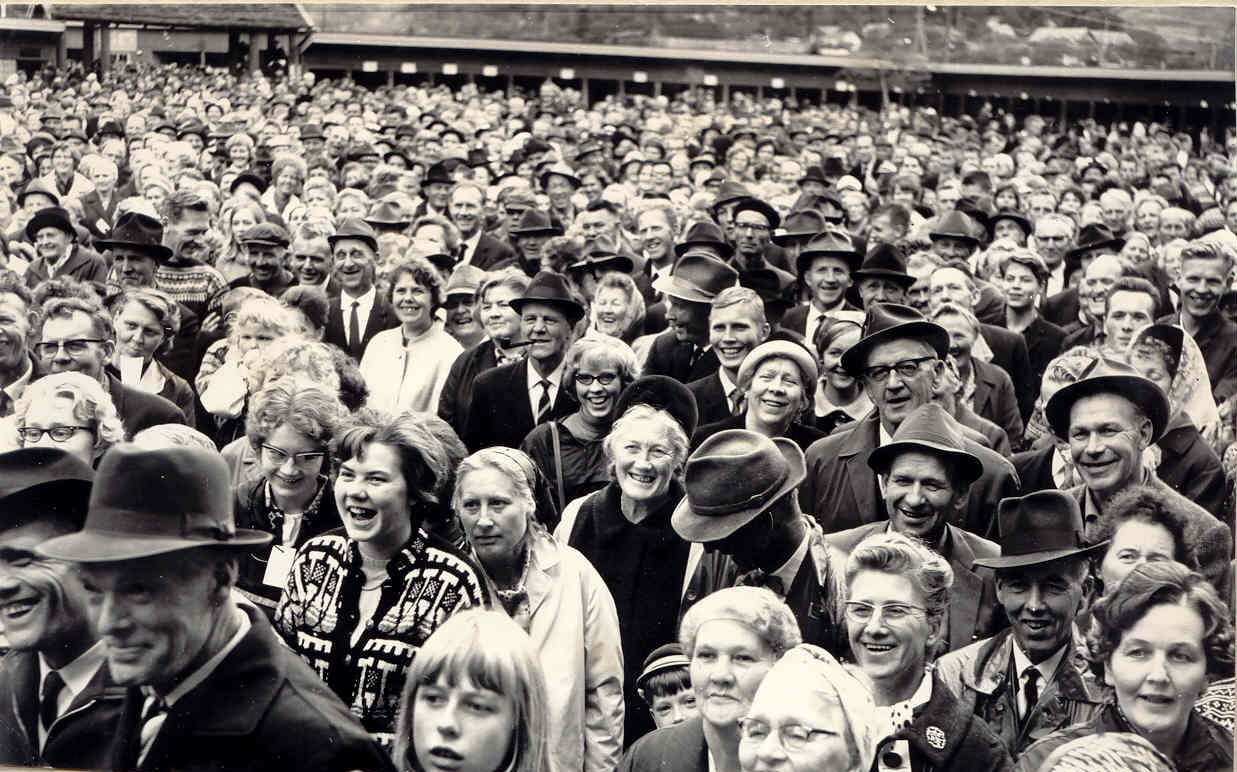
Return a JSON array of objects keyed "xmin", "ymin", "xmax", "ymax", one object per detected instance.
[{"xmin": 44, "ymin": 4, "xmax": 312, "ymax": 31}]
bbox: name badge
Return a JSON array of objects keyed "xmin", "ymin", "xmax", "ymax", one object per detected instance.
[
  {"xmin": 95, "ymin": 218, "xmax": 110, "ymax": 234},
  {"xmin": 262, "ymin": 545, "xmax": 296, "ymax": 589}
]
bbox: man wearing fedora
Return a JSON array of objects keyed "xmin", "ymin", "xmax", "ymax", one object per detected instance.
[
  {"xmin": 927, "ymin": 210, "xmax": 1005, "ymax": 326},
  {"xmin": 0, "ymin": 448, "xmax": 123, "ymax": 769},
  {"xmin": 770, "ymin": 208, "xmax": 831, "ymax": 265},
  {"xmin": 22, "ymin": 206, "xmax": 108, "ymax": 290},
  {"xmin": 504, "ymin": 209, "xmax": 564, "ymax": 277},
  {"xmin": 227, "ymin": 222, "xmax": 295, "ymax": 298},
  {"xmin": 97, "ymin": 211, "xmax": 203, "ymax": 381},
  {"xmin": 37, "ymin": 445, "xmax": 393, "ymax": 772},
  {"xmin": 412, "ymin": 160, "xmax": 453, "ymax": 220},
  {"xmin": 934, "ymin": 490, "xmax": 1108, "ymax": 758},
  {"xmin": 1041, "ymin": 222, "xmax": 1125, "ymax": 329},
  {"xmin": 1042, "ymin": 357, "xmax": 1231, "ymax": 590},
  {"xmin": 675, "ymin": 429, "xmax": 848, "ymax": 655},
  {"xmin": 780, "ymin": 226, "xmax": 862, "ymax": 346},
  {"xmin": 324, "ymin": 218, "xmax": 398, "ymax": 361},
  {"xmin": 852, "ymin": 243, "xmax": 915, "ymax": 309},
  {"xmin": 827, "ymin": 404, "xmax": 1003, "ymax": 651},
  {"xmin": 800, "ymin": 303, "xmax": 1019, "ymax": 538},
  {"xmin": 464, "ymin": 270, "xmax": 581, "ymax": 451},
  {"xmin": 644, "ymin": 253, "xmax": 738, "ymax": 384}
]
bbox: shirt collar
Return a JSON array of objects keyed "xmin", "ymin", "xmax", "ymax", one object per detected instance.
[
  {"xmin": 340, "ymin": 284, "xmax": 376, "ymax": 309},
  {"xmin": 3, "ymin": 357, "xmax": 33, "ymax": 402},
  {"xmin": 527, "ymin": 355, "xmax": 567, "ymax": 391},
  {"xmin": 38, "ymin": 641, "xmax": 107, "ymax": 704},
  {"xmin": 146, "ymin": 606, "xmax": 250, "ymax": 705},
  {"xmin": 878, "ymin": 421, "xmax": 894, "ymax": 448},
  {"xmin": 1010, "ymin": 635, "xmax": 1069, "ymax": 686},
  {"xmin": 717, "ymin": 367, "xmax": 738, "ymax": 397},
  {"xmin": 769, "ymin": 525, "xmax": 812, "ymax": 590}
]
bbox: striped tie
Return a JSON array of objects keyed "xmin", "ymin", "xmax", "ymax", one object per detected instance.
[{"xmin": 535, "ymin": 379, "xmax": 551, "ymax": 423}]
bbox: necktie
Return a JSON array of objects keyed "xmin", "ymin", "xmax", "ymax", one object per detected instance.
[
  {"xmin": 535, "ymin": 380, "xmax": 551, "ymax": 423},
  {"xmin": 1021, "ymin": 667, "xmax": 1041, "ymax": 726},
  {"xmin": 0, "ymin": 391, "xmax": 9, "ymax": 419},
  {"xmin": 39, "ymin": 670, "xmax": 64, "ymax": 731},
  {"xmin": 729, "ymin": 388, "xmax": 746, "ymax": 416},
  {"xmin": 348, "ymin": 300, "xmax": 361, "ymax": 353},
  {"xmin": 688, "ymin": 346, "xmax": 703, "ymax": 369},
  {"xmin": 137, "ymin": 694, "xmax": 169, "ymax": 764}
]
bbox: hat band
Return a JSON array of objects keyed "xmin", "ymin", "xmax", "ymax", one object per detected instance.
[
  {"xmin": 88, "ymin": 506, "xmax": 237, "ymax": 542},
  {"xmin": 639, "ymin": 653, "xmax": 691, "ymax": 682},
  {"xmin": 1004, "ymin": 529, "xmax": 1087, "ymax": 556},
  {"xmin": 690, "ymin": 465, "xmax": 789, "ymax": 517}
]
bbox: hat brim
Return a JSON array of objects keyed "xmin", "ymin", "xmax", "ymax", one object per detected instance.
[
  {"xmin": 510, "ymin": 227, "xmax": 563, "ymax": 238},
  {"xmin": 1045, "ymin": 374, "xmax": 1170, "ymax": 443},
  {"xmin": 840, "ymin": 321, "xmax": 949, "ymax": 376},
  {"xmin": 869, "ymin": 439, "xmax": 984, "ymax": 487},
  {"xmin": 674, "ymin": 240, "xmax": 734, "ymax": 259},
  {"xmin": 672, "ymin": 438, "xmax": 806, "ymax": 543},
  {"xmin": 1065, "ymin": 238, "xmax": 1125, "ymax": 260},
  {"xmin": 568, "ymin": 256, "xmax": 635, "ymax": 275},
  {"xmin": 972, "ymin": 542, "xmax": 1106, "ymax": 570},
  {"xmin": 928, "ymin": 233, "xmax": 980, "ymax": 246},
  {"xmin": 987, "ymin": 216, "xmax": 1032, "ymax": 238},
  {"xmin": 38, "ymin": 528, "xmax": 273, "ymax": 563},
  {"xmin": 94, "ymin": 240, "xmax": 173, "ymax": 261},
  {"xmin": 327, "ymin": 233, "xmax": 379, "ymax": 253},
  {"xmin": 652, "ymin": 274, "xmax": 714, "ymax": 304},
  {"xmin": 509, "ymin": 297, "xmax": 585, "ymax": 324},
  {"xmin": 26, "ymin": 214, "xmax": 74, "ymax": 240},
  {"xmin": 852, "ymin": 269, "xmax": 916, "ymax": 289},
  {"xmin": 770, "ymin": 230, "xmax": 819, "ymax": 247}
]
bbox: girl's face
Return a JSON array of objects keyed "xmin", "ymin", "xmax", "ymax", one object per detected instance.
[
  {"xmin": 234, "ymin": 321, "xmax": 278, "ymax": 356},
  {"xmin": 820, "ymin": 327, "xmax": 860, "ymax": 392},
  {"xmin": 1121, "ymin": 238, "xmax": 1151, "ymax": 266},
  {"xmin": 335, "ymin": 442, "xmax": 413, "ymax": 552},
  {"xmin": 52, "ymin": 148, "xmax": 74, "ymax": 176},
  {"xmin": 413, "ymin": 675, "xmax": 517, "ymax": 772},
  {"xmin": 229, "ymin": 144, "xmax": 250, "ymax": 166},
  {"xmin": 231, "ymin": 208, "xmax": 258, "ymax": 241},
  {"xmin": 994, "ymin": 189, "xmax": 1019, "ymax": 211},
  {"xmin": 573, "ymin": 354, "xmax": 624, "ymax": 425}
]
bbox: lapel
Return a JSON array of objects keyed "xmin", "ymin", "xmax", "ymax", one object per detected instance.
[
  {"xmin": 900, "ymin": 673, "xmax": 974, "ymax": 769},
  {"xmin": 55, "ymin": 247, "xmax": 89, "ymax": 279},
  {"xmin": 524, "ymin": 535, "xmax": 559, "ymax": 621},
  {"xmin": 839, "ymin": 413, "xmax": 881, "ymax": 522},
  {"xmin": 7, "ymin": 651, "xmax": 38, "ymax": 756},
  {"xmin": 503, "ymin": 362, "xmax": 535, "ymax": 429},
  {"xmin": 108, "ymin": 686, "xmax": 144, "ymax": 772},
  {"xmin": 970, "ymin": 362, "xmax": 996, "ymax": 415},
  {"xmin": 945, "ymin": 527, "xmax": 983, "ymax": 651},
  {"xmin": 363, "ymin": 294, "xmax": 395, "ymax": 343}
]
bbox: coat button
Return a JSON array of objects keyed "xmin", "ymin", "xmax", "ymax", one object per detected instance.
[{"xmin": 366, "ymin": 619, "xmax": 375, "ymax": 629}]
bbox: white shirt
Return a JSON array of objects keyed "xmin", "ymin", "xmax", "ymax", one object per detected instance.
[
  {"xmin": 526, "ymin": 356, "xmax": 567, "ymax": 418},
  {"xmin": 339, "ymin": 285, "xmax": 377, "ymax": 348},
  {"xmin": 460, "ymin": 230, "xmax": 483, "ymax": 265},
  {"xmin": 804, "ymin": 297, "xmax": 850, "ymax": 350},
  {"xmin": 1010, "ymin": 639, "xmax": 1068, "ymax": 719},
  {"xmin": 37, "ymin": 642, "xmax": 107, "ymax": 745},
  {"xmin": 1046, "ymin": 262, "xmax": 1067, "ymax": 297},
  {"xmin": 718, "ymin": 368, "xmax": 741, "ymax": 414}
]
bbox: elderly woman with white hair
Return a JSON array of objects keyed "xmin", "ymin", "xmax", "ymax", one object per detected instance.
[
  {"xmin": 11, "ymin": 371, "xmax": 125, "ymax": 467},
  {"xmin": 620, "ymin": 586, "xmax": 801, "ymax": 772},
  {"xmin": 843, "ymin": 532, "xmax": 1013, "ymax": 771},
  {"xmin": 453, "ymin": 447, "xmax": 625, "ymax": 772}
]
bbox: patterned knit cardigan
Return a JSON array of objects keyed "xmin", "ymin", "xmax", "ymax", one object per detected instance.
[{"xmin": 274, "ymin": 528, "xmax": 489, "ymax": 749}]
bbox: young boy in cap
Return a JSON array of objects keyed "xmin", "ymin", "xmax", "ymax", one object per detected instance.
[{"xmin": 635, "ymin": 643, "xmax": 698, "ymax": 731}]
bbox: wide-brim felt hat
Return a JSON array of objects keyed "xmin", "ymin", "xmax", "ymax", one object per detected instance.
[
  {"xmin": 567, "ymin": 248, "xmax": 635, "ymax": 275},
  {"xmin": 38, "ymin": 445, "xmax": 272, "ymax": 563},
  {"xmin": 538, "ymin": 162, "xmax": 581, "ymax": 189},
  {"xmin": 772, "ymin": 208, "xmax": 830, "ymax": 246},
  {"xmin": 840, "ymin": 302, "xmax": 949, "ymax": 376},
  {"xmin": 509, "ymin": 270, "xmax": 585, "ymax": 324},
  {"xmin": 615, "ymin": 375, "xmax": 699, "ymax": 437},
  {"xmin": 928, "ymin": 210, "xmax": 980, "ymax": 245},
  {"xmin": 95, "ymin": 211, "xmax": 173, "ymax": 261},
  {"xmin": 821, "ymin": 156, "xmax": 848, "ymax": 176},
  {"xmin": 986, "ymin": 208, "xmax": 1032, "ymax": 239},
  {"xmin": 0, "ymin": 448, "xmax": 93, "ymax": 530},
  {"xmin": 328, "ymin": 217, "xmax": 379, "ymax": 253},
  {"xmin": 798, "ymin": 165, "xmax": 827, "ymax": 185},
  {"xmin": 672, "ymin": 430, "xmax": 806, "ymax": 543},
  {"xmin": 868, "ymin": 403, "xmax": 984, "ymax": 487},
  {"xmin": 711, "ymin": 180, "xmax": 752, "ymax": 211},
  {"xmin": 973, "ymin": 490, "xmax": 1107, "ymax": 569},
  {"xmin": 1066, "ymin": 223, "xmax": 1125, "ymax": 260},
  {"xmin": 423, "ymin": 161, "xmax": 453, "ymax": 185},
  {"xmin": 653, "ymin": 253, "xmax": 738, "ymax": 304},
  {"xmin": 674, "ymin": 220, "xmax": 734, "ymax": 258},
  {"xmin": 795, "ymin": 228, "xmax": 861, "ymax": 275},
  {"xmin": 16, "ymin": 179, "xmax": 60, "ymax": 207},
  {"xmin": 1044, "ymin": 356, "xmax": 1170, "ymax": 443},
  {"xmin": 852, "ymin": 243, "xmax": 915, "ymax": 288},
  {"xmin": 26, "ymin": 206, "xmax": 75, "ymax": 241},
  {"xmin": 365, "ymin": 200, "xmax": 412, "ymax": 227},
  {"xmin": 732, "ymin": 196, "xmax": 781, "ymax": 229},
  {"xmin": 443, "ymin": 263, "xmax": 487, "ymax": 298},
  {"xmin": 510, "ymin": 209, "xmax": 563, "ymax": 237}
]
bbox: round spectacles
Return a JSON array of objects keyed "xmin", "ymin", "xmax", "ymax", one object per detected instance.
[{"xmin": 18, "ymin": 426, "xmax": 92, "ymax": 443}]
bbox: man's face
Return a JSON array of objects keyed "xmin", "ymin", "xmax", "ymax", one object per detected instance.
[
  {"xmin": 113, "ymin": 248, "xmax": 159, "ymax": 289},
  {"xmin": 425, "ymin": 181, "xmax": 451, "ymax": 210},
  {"xmin": 1001, "ymin": 262, "xmax": 1040, "ymax": 311},
  {"xmin": 579, "ymin": 208, "xmax": 617, "ymax": 243},
  {"xmin": 927, "ymin": 267, "xmax": 975, "ymax": 315},
  {"xmin": 883, "ymin": 451, "xmax": 961, "ymax": 541},
  {"xmin": 290, "ymin": 241, "xmax": 333, "ymax": 286},
  {"xmin": 637, "ymin": 209, "xmax": 674, "ymax": 261},
  {"xmin": 165, "ymin": 209, "xmax": 211, "ymax": 263},
  {"xmin": 1068, "ymin": 393, "xmax": 1150, "ymax": 500},
  {"xmin": 991, "ymin": 219, "xmax": 1026, "ymax": 246},
  {"xmin": 804, "ymin": 255, "xmax": 852, "ymax": 310},
  {"xmin": 931, "ymin": 236, "xmax": 973, "ymax": 263},
  {"xmin": 709, "ymin": 302, "xmax": 768, "ymax": 374},
  {"xmin": 332, "ymin": 238, "xmax": 377, "ymax": 294},
  {"xmin": 1081, "ymin": 255, "xmax": 1124, "ymax": 319},
  {"xmin": 1103, "ymin": 291, "xmax": 1156, "ymax": 353},
  {"xmin": 996, "ymin": 560, "xmax": 1087, "ymax": 664},
  {"xmin": 733, "ymin": 209, "xmax": 772, "ymax": 259},
  {"xmin": 935, "ymin": 186, "xmax": 960, "ymax": 215},
  {"xmin": 519, "ymin": 302, "xmax": 572, "ymax": 366},
  {"xmin": 1101, "ymin": 199, "xmax": 1130, "ymax": 233},
  {"xmin": 545, "ymin": 175, "xmax": 574, "ymax": 208},
  {"xmin": 1158, "ymin": 216, "xmax": 1190, "ymax": 244},
  {"xmin": 1177, "ymin": 256, "xmax": 1229, "ymax": 319},
  {"xmin": 0, "ymin": 292, "xmax": 31, "ymax": 375},
  {"xmin": 862, "ymin": 338, "xmax": 939, "ymax": 430},
  {"xmin": 449, "ymin": 187, "xmax": 484, "ymax": 238},
  {"xmin": 937, "ymin": 313, "xmax": 977, "ymax": 369},
  {"xmin": 34, "ymin": 226, "xmax": 72, "ymax": 262},
  {"xmin": 1026, "ymin": 194, "xmax": 1055, "ymax": 223},
  {"xmin": 1033, "ymin": 221, "xmax": 1072, "ymax": 269},
  {"xmin": 245, "ymin": 243, "xmax": 285, "ymax": 284},
  {"xmin": 0, "ymin": 520, "xmax": 92, "ymax": 655},
  {"xmin": 79, "ymin": 553, "xmax": 225, "ymax": 692},
  {"xmin": 40, "ymin": 311, "xmax": 111, "ymax": 380},
  {"xmin": 666, "ymin": 298, "xmax": 710, "ymax": 347},
  {"xmin": 857, "ymin": 277, "xmax": 906, "ymax": 308}
]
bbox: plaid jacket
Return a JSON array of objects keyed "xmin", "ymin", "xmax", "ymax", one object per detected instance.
[{"xmin": 275, "ymin": 528, "xmax": 488, "ymax": 749}]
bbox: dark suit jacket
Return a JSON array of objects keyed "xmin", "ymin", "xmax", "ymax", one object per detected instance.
[
  {"xmin": 23, "ymin": 245, "xmax": 109, "ymax": 289},
  {"xmin": 1019, "ymin": 314, "xmax": 1067, "ymax": 385},
  {"xmin": 957, "ymin": 403, "xmax": 1011, "ymax": 456},
  {"xmin": 641, "ymin": 330, "xmax": 720, "ymax": 384},
  {"xmin": 969, "ymin": 358, "xmax": 1023, "ymax": 451},
  {"xmin": 78, "ymin": 189, "xmax": 119, "ymax": 244},
  {"xmin": 779, "ymin": 300, "xmax": 861, "ymax": 339},
  {"xmin": 1012, "ymin": 443, "xmax": 1056, "ymax": 494},
  {"xmin": 974, "ymin": 279, "xmax": 1007, "ymax": 326},
  {"xmin": 0, "ymin": 648, "xmax": 124, "ymax": 770},
  {"xmin": 324, "ymin": 293, "xmax": 399, "ymax": 361},
  {"xmin": 463, "ymin": 360, "xmax": 576, "ymax": 452},
  {"xmin": 827, "ymin": 522, "xmax": 1002, "ymax": 650},
  {"xmin": 105, "ymin": 372, "xmax": 187, "ymax": 437},
  {"xmin": 978, "ymin": 322, "xmax": 1035, "ymax": 421},
  {"xmin": 685, "ymin": 372, "xmax": 731, "ymax": 427},
  {"xmin": 108, "ymin": 605, "xmax": 393, "ymax": 772},
  {"xmin": 160, "ymin": 300, "xmax": 203, "ymax": 383},
  {"xmin": 1060, "ymin": 323, "xmax": 1097, "ymax": 352},
  {"xmin": 1157, "ymin": 413, "xmax": 1227, "ymax": 520},
  {"xmin": 618, "ymin": 715, "xmax": 705, "ymax": 772},
  {"xmin": 437, "ymin": 339, "xmax": 500, "ymax": 436},
  {"xmin": 691, "ymin": 414, "xmax": 825, "ymax": 454},
  {"xmin": 467, "ymin": 233, "xmax": 518, "ymax": 271},
  {"xmin": 800, "ymin": 411, "xmax": 1021, "ymax": 539},
  {"xmin": 1041, "ymin": 287, "xmax": 1080, "ymax": 329}
]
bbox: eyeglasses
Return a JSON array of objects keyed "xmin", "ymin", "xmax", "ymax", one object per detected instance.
[
  {"xmin": 737, "ymin": 719, "xmax": 836, "ymax": 751},
  {"xmin": 17, "ymin": 426, "xmax": 92, "ymax": 443},
  {"xmin": 261, "ymin": 443, "xmax": 327, "ymax": 468},
  {"xmin": 861, "ymin": 356, "xmax": 936, "ymax": 384},
  {"xmin": 573, "ymin": 372, "xmax": 619, "ymax": 386},
  {"xmin": 35, "ymin": 338, "xmax": 106, "ymax": 358},
  {"xmin": 843, "ymin": 601, "xmax": 927, "ymax": 624}
]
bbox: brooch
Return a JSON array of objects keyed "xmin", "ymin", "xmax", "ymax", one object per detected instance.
[{"xmin": 925, "ymin": 725, "xmax": 946, "ymax": 750}]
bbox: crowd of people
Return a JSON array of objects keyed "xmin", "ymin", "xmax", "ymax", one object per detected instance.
[{"xmin": 0, "ymin": 57, "xmax": 1233, "ymax": 772}]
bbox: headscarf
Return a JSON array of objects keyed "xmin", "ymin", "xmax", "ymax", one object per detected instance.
[
  {"xmin": 1038, "ymin": 731, "xmax": 1174, "ymax": 772},
  {"xmin": 1128, "ymin": 323, "xmax": 1221, "ymax": 443}
]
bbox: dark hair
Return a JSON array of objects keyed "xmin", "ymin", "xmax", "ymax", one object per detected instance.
[
  {"xmin": 638, "ymin": 668, "xmax": 691, "ymax": 705},
  {"xmin": 1087, "ymin": 560, "xmax": 1234, "ymax": 679},
  {"xmin": 872, "ymin": 202, "xmax": 911, "ymax": 233},
  {"xmin": 280, "ymin": 284, "xmax": 330, "ymax": 333},
  {"xmin": 1091, "ymin": 486, "xmax": 1194, "ymax": 570},
  {"xmin": 1103, "ymin": 276, "xmax": 1160, "ymax": 318},
  {"xmin": 386, "ymin": 257, "xmax": 444, "ymax": 312},
  {"xmin": 333, "ymin": 408, "xmax": 451, "ymax": 518},
  {"xmin": 328, "ymin": 345, "xmax": 369, "ymax": 411},
  {"xmin": 960, "ymin": 170, "xmax": 992, "ymax": 193},
  {"xmin": 585, "ymin": 199, "xmax": 619, "ymax": 216},
  {"xmin": 162, "ymin": 189, "xmax": 209, "ymax": 224}
]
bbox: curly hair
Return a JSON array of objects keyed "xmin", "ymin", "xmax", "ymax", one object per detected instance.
[
  {"xmin": 386, "ymin": 256, "xmax": 445, "ymax": 312},
  {"xmin": 1086, "ymin": 560, "xmax": 1234, "ymax": 680},
  {"xmin": 1091, "ymin": 485, "xmax": 1196, "ymax": 574},
  {"xmin": 245, "ymin": 377, "xmax": 347, "ymax": 454},
  {"xmin": 680, "ymin": 586, "xmax": 802, "ymax": 660},
  {"xmin": 845, "ymin": 531, "xmax": 954, "ymax": 659},
  {"xmin": 15, "ymin": 371, "xmax": 126, "ymax": 459},
  {"xmin": 334, "ymin": 408, "xmax": 452, "ymax": 515}
]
